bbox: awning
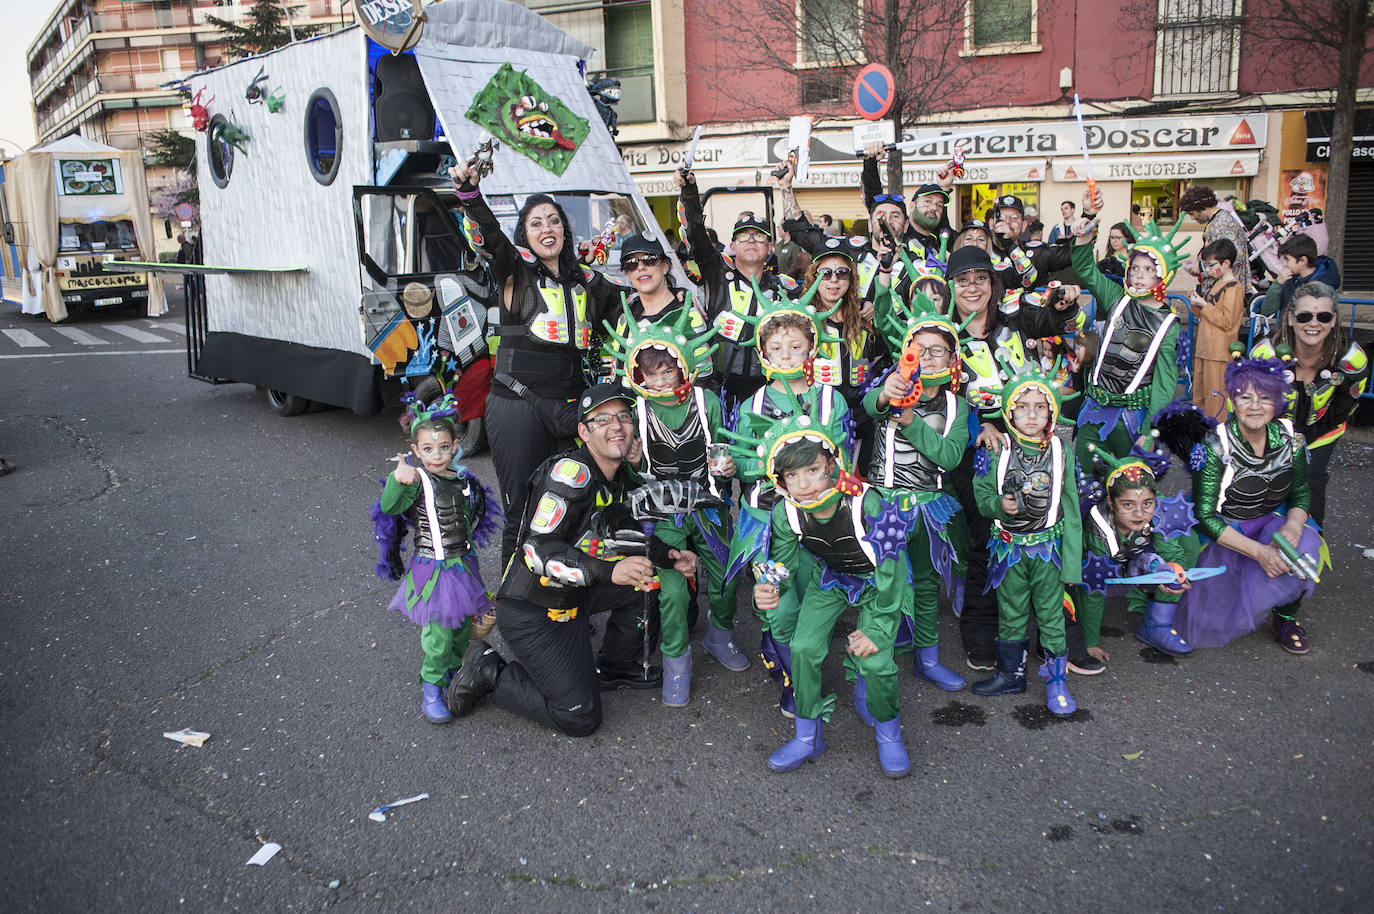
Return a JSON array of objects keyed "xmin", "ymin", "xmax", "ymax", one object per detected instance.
[
  {"xmin": 635, "ymin": 169, "xmax": 761, "ymax": 196},
  {"xmin": 798, "ymin": 158, "xmax": 1047, "ymax": 187},
  {"xmin": 1051, "ymin": 152, "xmax": 1259, "ymax": 182}
]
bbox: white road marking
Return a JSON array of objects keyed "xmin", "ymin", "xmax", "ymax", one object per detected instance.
[
  {"xmin": 1, "ymin": 328, "xmax": 47, "ymax": 348},
  {"xmin": 0, "ymin": 348, "xmax": 183, "ymax": 360},
  {"xmin": 52, "ymin": 326, "xmax": 110, "ymax": 346},
  {"xmin": 103, "ymin": 324, "xmax": 171, "ymax": 344},
  {"xmin": 145, "ymin": 319, "xmax": 186, "ymax": 335}
]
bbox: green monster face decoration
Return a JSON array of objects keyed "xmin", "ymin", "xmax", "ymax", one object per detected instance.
[
  {"xmin": 1126, "ymin": 219, "xmax": 1190, "ymax": 301},
  {"xmin": 600, "ymin": 294, "xmax": 719, "ymax": 403},
  {"xmin": 466, "ymin": 63, "xmax": 589, "ymax": 176},
  {"xmin": 722, "ymin": 383, "xmax": 857, "ymax": 513}
]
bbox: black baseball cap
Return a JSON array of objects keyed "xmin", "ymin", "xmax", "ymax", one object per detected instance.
[
  {"xmin": 996, "ymin": 194, "xmax": 1025, "ymax": 214},
  {"xmin": 811, "ymin": 235, "xmax": 869, "ymax": 262},
  {"xmin": 579, "ymin": 383, "xmax": 635, "ymax": 416},
  {"xmin": 619, "ymin": 231, "xmax": 666, "ymax": 264},
  {"xmin": 732, "ymin": 214, "xmax": 773, "ymax": 239},
  {"xmin": 945, "ymin": 245, "xmax": 995, "ymax": 278},
  {"xmin": 915, "ymin": 183, "xmax": 950, "ymax": 201}
]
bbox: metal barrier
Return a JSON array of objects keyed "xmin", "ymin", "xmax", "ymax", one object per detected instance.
[{"xmin": 182, "ymin": 273, "xmax": 226, "ymax": 384}]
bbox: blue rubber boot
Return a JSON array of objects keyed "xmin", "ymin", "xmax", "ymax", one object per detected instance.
[
  {"xmin": 914, "ymin": 645, "xmax": 967, "ymax": 691},
  {"xmin": 774, "ymin": 638, "xmax": 795, "ymax": 719},
  {"xmin": 703, "ymin": 619, "xmax": 750, "ymax": 671},
  {"xmin": 873, "ymin": 715, "xmax": 910, "ymax": 778},
  {"xmin": 853, "ymin": 675, "xmax": 877, "ymax": 727},
  {"xmin": 1039, "ymin": 652, "xmax": 1077, "ymax": 717},
  {"xmin": 661, "ymin": 651, "xmax": 691, "ymax": 708},
  {"xmin": 1135, "ymin": 600, "xmax": 1193, "ymax": 657},
  {"xmin": 971, "ymin": 639, "xmax": 1028, "ymax": 696},
  {"xmin": 421, "ymin": 682, "xmax": 452, "ymax": 724},
  {"xmin": 767, "ymin": 717, "xmax": 825, "ymax": 772}
]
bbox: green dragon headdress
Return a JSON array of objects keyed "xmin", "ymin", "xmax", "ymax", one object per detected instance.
[
  {"xmin": 600, "ymin": 293, "xmax": 718, "ymax": 403},
  {"xmin": 722, "ymin": 384, "xmax": 858, "ymax": 512},
  {"xmin": 1126, "ymin": 219, "xmax": 1190, "ymax": 301},
  {"xmin": 996, "ymin": 355, "xmax": 1066, "ymax": 448},
  {"xmin": 712, "ymin": 275, "xmax": 843, "ymax": 381}
]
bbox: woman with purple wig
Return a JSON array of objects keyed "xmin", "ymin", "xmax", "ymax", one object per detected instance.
[{"xmin": 1162, "ymin": 358, "xmax": 1327, "ymax": 653}]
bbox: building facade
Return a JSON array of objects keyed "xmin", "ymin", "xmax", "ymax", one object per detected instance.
[{"xmin": 26, "ymin": 0, "xmax": 348, "ymax": 195}]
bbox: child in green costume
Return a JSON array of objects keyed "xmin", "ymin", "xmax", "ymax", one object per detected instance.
[
  {"xmin": 742, "ymin": 401, "xmax": 918, "ymax": 778},
  {"xmin": 599, "ymin": 301, "xmax": 742, "ymax": 706},
  {"xmin": 725, "ymin": 276, "xmax": 852, "ymax": 718},
  {"xmin": 971, "ymin": 365, "xmax": 1083, "ymax": 717}
]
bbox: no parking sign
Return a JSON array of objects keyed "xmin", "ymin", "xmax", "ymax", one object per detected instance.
[{"xmin": 853, "ymin": 64, "xmax": 895, "ymax": 121}]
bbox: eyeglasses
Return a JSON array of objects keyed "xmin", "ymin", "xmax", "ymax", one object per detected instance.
[
  {"xmin": 952, "ymin": 274, "xmax": 991, "ymax": 288},
  {"xmin": 584, "ymin": 410, "xmax": 634, "ymax": 428},
  {"xmin": 622, "ymin": 255, "xmax": 664, "ymax": 271},
  {"xmin": 873, "ymin": 193, "xmax": 905, "ymax": 205},
  {"xmin": 818, "ymin": 267, "xmax": 852, "ymax": 279},
  {"xmin": 1293, "ymin": 311, "xmax": 1335, "ymax": 324},
  {"xmin": 918, "ymin": 345, "xmax": 952, "ymax": 359},
  {"xmin": 735, "ymin": 232, "xmax": 770, "ymax": 244},
  {"xmin": 1233, "ymin": 392, "xmax": 1274, "ymax": 408}
]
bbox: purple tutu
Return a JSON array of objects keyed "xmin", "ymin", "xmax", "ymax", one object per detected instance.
[
  {"xmin": 1175, "ymin": 514, "xmax": 1320, "ymax": 648},
  {"xmin": 387, "ymin": 555, "xmax": 493, "ymax": 628}
]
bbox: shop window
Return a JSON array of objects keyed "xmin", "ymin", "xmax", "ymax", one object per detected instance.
[
  {"xmin": 959, "ymin": 182, "xmax": 1041, "ymax": 225},
  {"xmin": 1154, "ymin": 0, "xmax": 1242, "ymax": 98},
  {"xmin": 304, "ymin": 88, "xmax": 342, "ymax": 186},
  {"xmin": 206, "ymin": 114, "xmax": 233, "ymax": 189},
  {"xmin": 1132, "ymin": 177, "xmax": 1248, "ymax": 228},
  {"xmin": 965, "ymin": 0, "xmax": 1038, "ymax": 55}
]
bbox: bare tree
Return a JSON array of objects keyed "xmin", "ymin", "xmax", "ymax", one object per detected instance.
[
  {"xmin": 1235, "ymin": 0, "xmax": 1374, "ymax": 273},
  {"xmin": 688, "ymin": 0, "xmax": 1020, "ymax": 193}
]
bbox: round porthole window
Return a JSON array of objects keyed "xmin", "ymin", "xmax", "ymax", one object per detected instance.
[
  {"xmin": 207, "ymin": 113, "xmax": 234, "ymax": 189},
  {"xmin": 304, "ymin": 88, "xmax": 342, "ymax": 186}
]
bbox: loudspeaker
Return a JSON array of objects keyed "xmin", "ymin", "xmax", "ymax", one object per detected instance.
[{"xmin": 373, "ymin": 54, "xmax": 436, "ymax": 142}]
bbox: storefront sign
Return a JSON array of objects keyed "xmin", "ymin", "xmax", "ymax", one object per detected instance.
[
  {"xmin": 621, "ymin": 135, "xmax": 766, "ymax": 173},
  {"xmin": 1304, "ymin": 109, "xmax": 1374, "ymax": 161},
  {"xmin": 1050, "ymin": 152, "xmax": 1258, "ymax": 181}
]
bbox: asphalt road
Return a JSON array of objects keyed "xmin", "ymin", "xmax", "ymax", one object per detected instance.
[{"xmin": 2, "ymin": 296, "xmax": 1372, "ymax": 913}]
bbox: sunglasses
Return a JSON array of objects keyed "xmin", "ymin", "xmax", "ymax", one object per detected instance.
[
  {"xmin": 873, "ymin": 193, "xmax": 905, "ymax": 205},
  {"xmin": 1293, "ymin": 311, "xmax": 1335, "ymax": 324},
  {"xmin": 622, "ymin": 255, "xmax": 664, "ymax": 270},
  {"xmin": 735, "ymin": 232, "xmax": 770, "ymax": 244},
  {"xmin": 818, "ymin": 267, "xmax": 852, "ymax": 279}
]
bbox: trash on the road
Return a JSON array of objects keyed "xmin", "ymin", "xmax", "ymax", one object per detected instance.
[
  {"xmin": 368, "ymin": 792, "xmax": 430, "ymax": 822},
  {"xmin": 1121, "ymin": 751, "xmax": 1143, "ymax": 760},
  {"xmin": 246, "ymin": 842, "xmax": 281, "ymax": 866},
  {"xmin": 328, "ymin": 879, "xmax": 341, "ymax": 889},
  {"xmin": 1363, "ymin": 548, "xmax": 1374, "ymax": 559},
  {"xmin": 163, "ymin": 728, "xmax": 210, "ymax": 748}
]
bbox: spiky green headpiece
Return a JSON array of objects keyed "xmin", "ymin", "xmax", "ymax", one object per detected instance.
[
  {"xmin": 1086, "ymin": 442, "xmax": 1156, "ymax": 493},
  {"xmin": 996, "ymin": 354, "xmax": 1066, "ymax": 447},
  {"xmin": 601, "ymin": 293, "xmax": 718, "ymax": 402},
  {"xmin": 893, "ymin": 284, "xmax": 964, "ymax": 390},
  {"xmin": 709, "ymin": 275, "xmax": 843, "ymax": 380},
  {"xmin": 1126, "ymin": 219, "xmax": 1190, "ymax": 299},
  {"xmin": 721, "ymin": 385, "xmax": 855, "ymax": 512}
]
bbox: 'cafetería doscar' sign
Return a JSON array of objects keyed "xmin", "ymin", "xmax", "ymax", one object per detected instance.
[{"xmin": 354, "ymin": 0, "xmax": 426, "ymax": 53}]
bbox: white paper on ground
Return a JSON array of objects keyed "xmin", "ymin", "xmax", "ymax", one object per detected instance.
[{"xmin": 246, "ymin": 843, "xmax": 282, "ymax": 866}]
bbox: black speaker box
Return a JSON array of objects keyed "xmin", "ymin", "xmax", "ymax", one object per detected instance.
[{"xmin": 373, "ymin": 54, "xmax": 436, "ymax": 142}]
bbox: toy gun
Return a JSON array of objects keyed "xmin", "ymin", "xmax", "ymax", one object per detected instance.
[
  {"xmin": 628, "ymin": 479, "xmax": 726, "ymax": 524},
  {"xmin": 888, "ymin": 345, "xmax": 923, "ymax": 413},
  {"xmin": 770, "ymin": 147, "xmax": 798, "ymax": 181},
  {"xmin": 1042, "ymin": 280, "xmax": 1065, "ymax": 309},
  {"xmin": 1270, "ymin": 532, "xmax": 1321, "ymax": 583},
  {"xmin": 467, "ymin": 134, "xmax": 499, "ymax": 179},
  {"xmin": 588, "ymin": 220, "xmax": 619, "ymax": 265},
  {"xmin": 752, "ymin": 560, "xmax": 791, "ymax": 587},
  {"xmin": 937, "ymin": 143, "xmax": 966, "ymax": 181}
]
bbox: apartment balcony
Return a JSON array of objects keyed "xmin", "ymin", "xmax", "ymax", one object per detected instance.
[{"xmin": 30, "ymin": 15, "xmax": 94, "ymax": 95}]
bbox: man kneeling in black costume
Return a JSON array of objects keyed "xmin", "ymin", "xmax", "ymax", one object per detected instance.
[{"xmin": 446, "ymin": 383, "xmax": 699, "ymax": 736}]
